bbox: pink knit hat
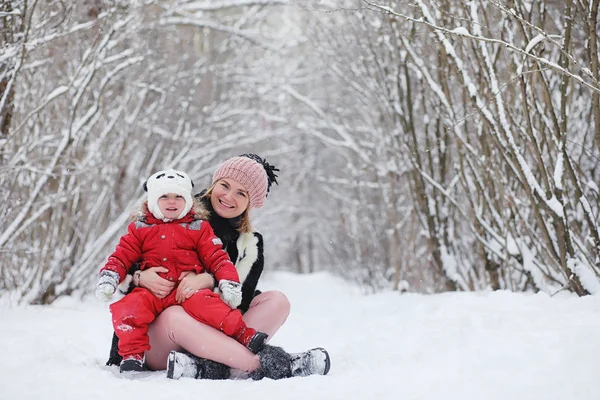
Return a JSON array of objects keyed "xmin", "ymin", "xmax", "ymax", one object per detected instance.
[{"xmin": 212, "ymin": 156, "xmax": 269, "ymax": 209}]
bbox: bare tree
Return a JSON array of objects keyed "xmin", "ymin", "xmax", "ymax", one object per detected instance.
[
  {"xmin": 4, "ymin": 0, "xmax": 600, "ymax": 303},
  {"xmin": 0, "ymin": 0, "xmax": 297, "ymax": 304},
  {"xmin": 285, "ymin": 0, "xmax": 600, "ymax": 294}
]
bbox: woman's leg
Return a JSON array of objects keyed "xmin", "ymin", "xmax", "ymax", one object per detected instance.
[
  {"xmin": 145, "ymin": 290, "xmax": 290, "ymax": 371},
  {"xmin": 146, "ymin": 305, "xmax": 259, "ymax": 371},
  {"xmin": 145, "ymin": 306, "xmax": 184, "ymax": 370},
  {"xmin": 242, "ymin": 290, "xmax": 291, "ymax": 340}
]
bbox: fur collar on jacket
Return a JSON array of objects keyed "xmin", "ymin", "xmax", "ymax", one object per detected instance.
[
  {"xmin": 234, "ymin": 231, "xmax": 260, "ymax": 283},
  {"xmin": 132, "ymin": 199, "xmax": 209, "ymax": 224}
]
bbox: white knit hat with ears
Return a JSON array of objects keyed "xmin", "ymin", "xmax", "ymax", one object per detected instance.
[{"xmin": 144, "ymin": 169, "xmax": 194, "ymax": 221}]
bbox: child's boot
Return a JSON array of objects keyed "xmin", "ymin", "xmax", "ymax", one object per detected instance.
[
  {"xmin": 235, "ymin": 327, "xmax": 268, "ymax": 354},
  {"xmin": 119, "ymin": 353, "xmax": 145, "ymax": 373}
]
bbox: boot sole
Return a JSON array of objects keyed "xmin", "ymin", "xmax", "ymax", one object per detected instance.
[
  {"xmin": 119, "ymin": 362, "xmax": 146, "ymax": 373},
  {"xmin": 166, "ymin": 351, "xmax": 176, "ymax": 379},
  {"xmin": 317, "ymin": 347, "xmax": 331, "ymax": 375},
  {"xmin": 247, "ymin": 332, "xmax": 269, "ymax": 354}
]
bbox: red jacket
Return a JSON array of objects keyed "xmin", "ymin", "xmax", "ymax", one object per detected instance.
[{"xmin": 100, "ymin": 202, "xmax": 239, "ymax": 285}]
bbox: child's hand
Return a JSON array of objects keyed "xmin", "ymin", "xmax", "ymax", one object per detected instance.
[
  {"xmin": 218, "ymin": 280, "xmax": 242, "ymax": 309},
  {"xmin": 95, "ymin": 270, "xmax": 119, "ymax": 301}
]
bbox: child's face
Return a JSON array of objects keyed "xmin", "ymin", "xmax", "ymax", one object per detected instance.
[
  {"xmin": 210, "ymin": 178, "xmax": 250, "ymax": 219},
  {"xmin": 157, "ymin": 193, "xmax": 187, "ymax": 220}
]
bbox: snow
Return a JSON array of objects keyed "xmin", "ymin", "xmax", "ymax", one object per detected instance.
[
  {"xmin": 175, "ymin": 0, "xmax": 290, "ymax": 12},
  {"xmin": 504, "ymin": 235, "xmax": 563, "ymax": 294},
  {"xmin": 440, "ymin": 244, "xmax": 464, "ymax": 289},
  {"xmin": 2, "ymin": 271, "xmax": 600, "ymax": 400},
  {"xmin": 0, "ymin": 9, "xmax": 21, "ymax": 17},
  {"xmin": 545, "ymin": 194, "xmax": 565, "ymax": 217},
  {"xmin": 568, "ymin": 258, "xmax": 600, "ymax": 295},
  {"xmin": 45, "ymin": 86, "xmax": 69, "ymax": 102},
  {"xmin": 525, "ymin": 34, "xmax": 545, "ymax": 54},
  {"xmin": 586, "ymin": 180, "xmax": 599, "ymax": 194},
  {"xmin": 554, "ymin": 150, "xmax": 564, "ymax": 191},
  {"xmin": 451, "ymin": 27, "xmax": 470, "ymax": 36}
]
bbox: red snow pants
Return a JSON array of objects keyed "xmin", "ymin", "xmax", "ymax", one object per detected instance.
[{"xmin": 110, "ymin": 287, "xmax": 247, "ymax": 357}]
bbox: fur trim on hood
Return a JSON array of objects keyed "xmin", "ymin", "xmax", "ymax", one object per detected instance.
[{"xmin": 131, "ymin": 198, "xmax": 209, "ymax": 222}]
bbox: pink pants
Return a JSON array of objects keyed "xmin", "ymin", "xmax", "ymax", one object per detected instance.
[{"xmin": 145, "ymin": 290, "xmax": 291, "ymax": 372}]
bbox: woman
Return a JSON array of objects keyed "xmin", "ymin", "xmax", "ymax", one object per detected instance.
[{"xmin": 106, "ymin": 154, "xmax": 331, "ymax": 380}]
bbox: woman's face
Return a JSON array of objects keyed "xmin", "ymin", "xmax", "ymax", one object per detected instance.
[{"xmin": 210, "ymin": 178, "xmax": 250, "ymax": 219}]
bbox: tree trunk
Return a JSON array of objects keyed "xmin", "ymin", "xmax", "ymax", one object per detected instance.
[{"xmin": 0, "ymin": 1, "xmax": 20, "ymax": 142}]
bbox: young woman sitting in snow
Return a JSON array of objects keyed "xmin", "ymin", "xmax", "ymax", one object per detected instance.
[
  {"xmin": 97, "ymin": 168, "xmax": 269, "ymax": 373},
  {"xmin": 103, "ymin": 154, "xmax": 331, "ymax": 380}
]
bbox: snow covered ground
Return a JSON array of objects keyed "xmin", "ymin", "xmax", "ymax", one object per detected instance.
[{"xmin": 1, "ymin": 271, "xmax": 600, "ymax": 400}]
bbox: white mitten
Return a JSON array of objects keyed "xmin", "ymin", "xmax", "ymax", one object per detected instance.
[
  {"xmin": 218, "ymin": 280, "xmax": 242, "ymax": 309},
  {"xmin": 96, "ymin": 270, "xmax": 120, "ymax": 301}
]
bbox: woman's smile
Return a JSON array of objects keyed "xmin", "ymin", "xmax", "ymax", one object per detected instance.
[
  {"xmin": 211, "ymin": 178, "xmax": 250, "ymax": 219},
  {"xmin": 218, "ymin": 199, "xmax": 234, "ymax": 208}
]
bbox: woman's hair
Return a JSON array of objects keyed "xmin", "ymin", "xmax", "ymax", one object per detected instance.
[{"xmin": 202, "ymin": 182, "xmax": 253, "ymax": 233}]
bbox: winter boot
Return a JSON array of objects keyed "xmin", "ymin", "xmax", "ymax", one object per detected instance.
[
  {"xmin": 290, "ymin": 347, "xmax": 331, "ymax": 377},
  {"xmin": 106, "ymin": 332, "xmax": 122, "ymax": 366},
  {"xmin": 248, "ymin": 345, "xmax": 331, "ymax": 380},
  {"xmin": 248, "ymin": 345, "xmax": 293, "ymax": 380},
  {"xmin": 235, "ymin": 327, "xmax": 268, "ymax": 354},
  {"xmin": 119, "ymin": 353, "xmax": 146, "ymax": 373},
  {"xmin": 166, "ymin": 351, "xmax": 230, "ymax": 380}
]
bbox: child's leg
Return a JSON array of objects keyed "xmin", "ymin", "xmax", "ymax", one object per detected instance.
[
  {"xmin": 181, "ymin": 289, "xmax": 251, "ymax": 338},
  {"xmin": 110, "ymin": 288, "xmax": 164, "ymax": 357}
]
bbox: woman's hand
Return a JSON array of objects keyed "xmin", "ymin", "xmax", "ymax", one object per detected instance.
[
  {"xmin": 176, "ymin": 271, "xmax": 215, "ymax": 303},
  {"xmin": 139, "ymin": 267, "xmax": 175, "ymax": 299}
]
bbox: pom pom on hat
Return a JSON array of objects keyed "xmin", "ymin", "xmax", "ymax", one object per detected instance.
[
  {"xmin": 144, "ymin": 169, "xmax": 194, "ymax": 221},
  {"xmin": 212, "ymin": 154, "xmax": 279, "ymax": 209}
]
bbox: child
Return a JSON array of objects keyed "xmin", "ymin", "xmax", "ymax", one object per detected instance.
[{"xmin": 96, "ymin": 169, "xmax": 268, "ymax": 373}]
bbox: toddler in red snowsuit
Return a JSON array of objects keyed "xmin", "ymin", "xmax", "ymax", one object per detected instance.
[{"xmin": 96, "ymin": 169, "xmax": 268, "ymax": 373}]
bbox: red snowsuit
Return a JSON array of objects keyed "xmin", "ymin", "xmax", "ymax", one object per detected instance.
[{"xmin": 101, "ymin": 203, "xmax": 250, "ymax": 357}]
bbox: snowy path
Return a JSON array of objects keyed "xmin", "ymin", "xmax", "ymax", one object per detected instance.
[{"xmin": 1, "ymin": 271, "xmax": 599, "ymax": 400}]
